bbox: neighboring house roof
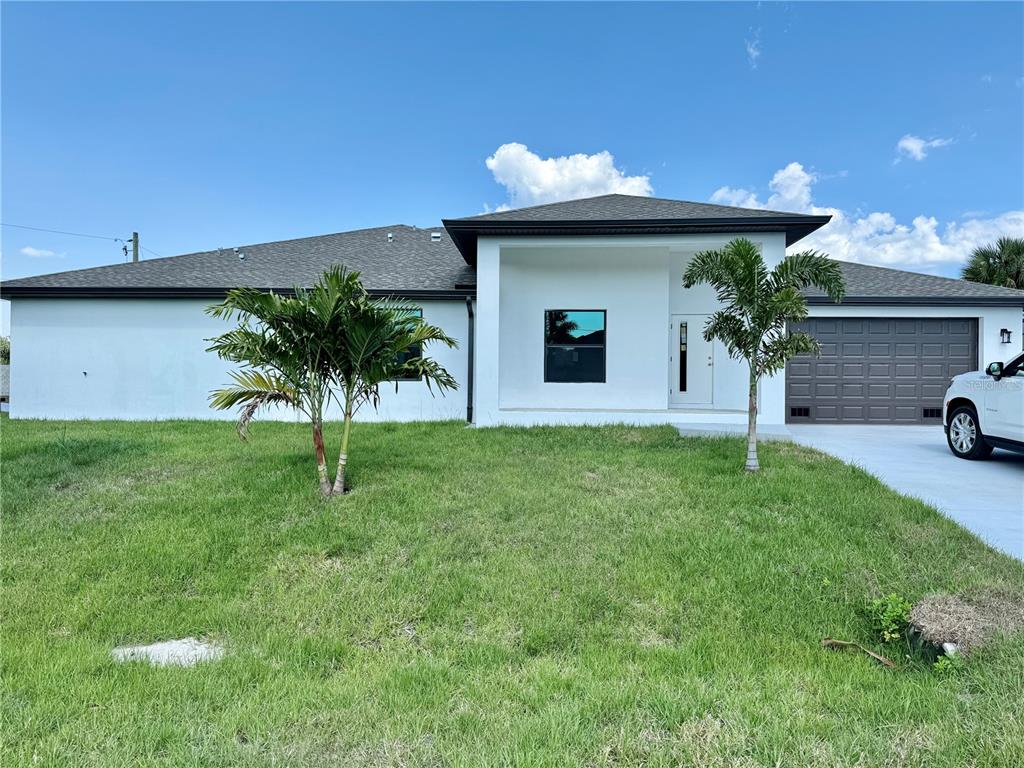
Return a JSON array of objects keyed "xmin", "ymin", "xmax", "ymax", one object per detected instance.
[
  {"xmin": 442, "ymin": 193, "xmax": 832, "ymax": 264},
  {"xmin": 0, "ymin": 225, "xmax": 476, "ymax": 300},
  {"xmin": 803, "ymin": 261, "xmax": 1024, "ymax": 307}
]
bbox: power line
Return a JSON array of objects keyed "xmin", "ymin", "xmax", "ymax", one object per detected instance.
[
  {"xmin": 2, "ymin": 221, "xmax": 168, "ymax": 260},
  {"xmin": 0, "ymin": 222, "xmax": 125, "ymax": 242}
]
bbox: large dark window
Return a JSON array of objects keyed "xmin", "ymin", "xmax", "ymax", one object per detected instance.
[
  {"xmin": 393, "ymin": 308, "xmax": 423, "ymax": 381},
  {"xmin": 544, "ymin": 310, "xmax": 606, "ymax": 383}
]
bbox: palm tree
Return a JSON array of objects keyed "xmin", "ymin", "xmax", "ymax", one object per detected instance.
[
  {"xmin": 327, "ymin": 297, "xmax": 458, "ymax": 495},
  {"xmin": 962, "ymin": 237, "xmax": 1024, "ymax": 289},
  {"xmin": 683, "ymin": 238, "xmax": 845, "ymax": 472},
  {"xmin": 206, "ymin": 266, "xmax": 457, "ymax": 496}
]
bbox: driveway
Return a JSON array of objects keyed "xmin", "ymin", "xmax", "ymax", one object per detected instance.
[{"xmin": 788, "ymin": 424, "xmax": 1024, "ymax": 559}]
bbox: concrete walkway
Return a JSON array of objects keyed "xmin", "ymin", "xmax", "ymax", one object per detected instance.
[{"xmin": 787, "ymin": 424, "xmax": 1024, "ymax": 559}]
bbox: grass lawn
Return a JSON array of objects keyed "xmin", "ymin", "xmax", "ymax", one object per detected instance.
[{"xmin": 3, "ymin": 418, "xmax": 1023, "ymax": 767}]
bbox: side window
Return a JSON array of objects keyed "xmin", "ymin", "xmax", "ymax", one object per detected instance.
[
  {"xmin": 544, "ymin": 310, "xmax": 606, "ymax": 383},
  {"xmin": 393, "ymin": 308, "xmax": 423, "ymax": 381}
]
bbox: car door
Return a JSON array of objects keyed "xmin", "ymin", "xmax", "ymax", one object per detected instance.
[{"xmin": 985, "ymin": 353, "xmax": 1024, "ymax": 442}]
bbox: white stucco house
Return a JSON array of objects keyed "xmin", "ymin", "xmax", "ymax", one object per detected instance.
[{"xmin": 3, "ymin": 194, "xmax": 1023, "ymax": 427}]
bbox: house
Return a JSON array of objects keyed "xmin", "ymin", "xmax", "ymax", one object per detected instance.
[{"xmin": 3, "ymin": 194, "xmax": 1023, "ymax": 426}]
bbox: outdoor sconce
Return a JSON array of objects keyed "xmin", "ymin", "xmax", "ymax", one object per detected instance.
[{"xmin": 1000, "ymin": 328, "xmax": 1012, "ymax": 344}]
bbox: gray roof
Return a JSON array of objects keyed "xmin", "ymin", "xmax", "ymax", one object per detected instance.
[
  {"xmin": 803, "ymin": 261, "xmax": 1024, "ymax": 306},
  {"xmin": 442, "ymin": 193, "xmax": 831, "ymax": 262},
  {"xmin": 3, "ymin": 207, "xmax": 1021, "ymax": 308},
  {"xmin": 452, "ymin": 193, "xmax": 803, "ymax": 223},
  {"xmin": 0, "ymin": 225, "xmax": 476, "ymax": 299}
]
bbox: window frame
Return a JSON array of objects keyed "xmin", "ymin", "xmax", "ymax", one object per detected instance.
[
  {"xmin": 391, "ymin": 307, "xmax": 424, "ymax": 382},
  {"xmin": 542, "ymin": 308, "xmax": 607, "ymax": 384}
]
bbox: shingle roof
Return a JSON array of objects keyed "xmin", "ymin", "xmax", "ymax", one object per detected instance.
[
  {"xmin": 442, "ymin": 193, "xmax": 831, "ymax": 263},
  {"xmin": 3, "ymin": 213, "xmax": 1021, "ymax": 308},
  {"xmin": 0, "ymin": 225, "xmax": 476, "ymax": 299},
  {"xmin": 452, "ymin": 194, "xmax": 803, "ymax": 223},
  {"xmin": 803, "ymin": 261, "xmax": 1024, "ymax": 306}
]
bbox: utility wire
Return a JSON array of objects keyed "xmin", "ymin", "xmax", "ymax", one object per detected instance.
[
  {"xmin": 2, "ymin": 222, "xmax": 169, "ymax": 260},
  {"xmin": 0, "ymin": 222, "xmax": 125, "ymax": 242}
]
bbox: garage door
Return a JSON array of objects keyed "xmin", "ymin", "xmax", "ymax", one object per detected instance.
[{"xmin": 786, "ymin": 318, "xmax": 978, "ymax": 423}]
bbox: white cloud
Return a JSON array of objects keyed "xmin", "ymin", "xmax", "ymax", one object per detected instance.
[
  {"xmin": 19, "ymin": 246, "xmax": 64, "ymax": 258},
  {"xmin": 710, "ymin": 162, "xmax": 1024, "ymax": 271},
  {"xmin": 745, "ymin": 28, "xmax": 761, "ymax": 69},
  {"xmin": 895, "ymin": 134, "xmax": 953, "ymax": 162},
  {"xmin": 485, "ymin": 143, "xmax": 652, "ymax": 209}
]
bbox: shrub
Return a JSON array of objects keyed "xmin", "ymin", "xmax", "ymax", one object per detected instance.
[
  {"xmin": 0, "ymin": 336, "xmax": 9, "ymax": 365},
  {"xmin": 868, "ymin": 593, "xmax": 912, "ymax": 644}
]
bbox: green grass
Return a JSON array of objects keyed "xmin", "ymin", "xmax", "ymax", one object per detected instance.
[{"xmin": 2, "ymin": 418, "xmax": 1023, "ymax": 767}]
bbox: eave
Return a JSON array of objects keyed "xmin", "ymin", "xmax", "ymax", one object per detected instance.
[{"xmin": 441, "ymin": 215, "xmax": 832, "ymax": 265}]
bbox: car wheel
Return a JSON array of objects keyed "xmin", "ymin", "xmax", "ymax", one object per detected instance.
[{"xmin": 946, "ymin": 406, "xmax": 993, "ymax": 460}]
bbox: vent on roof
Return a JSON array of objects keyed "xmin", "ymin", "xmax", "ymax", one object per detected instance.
[
  {"xmin": 387, "ymin": 232, "xmax": 394, "ymax": 243},
  {"xmin": 430, "ymin": 232, "xmax": 441, "ymax": 242}
]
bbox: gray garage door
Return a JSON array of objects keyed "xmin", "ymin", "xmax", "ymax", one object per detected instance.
[{"xmin": 786, "ymin": 317, "xmax": 978, "ymax": 424}]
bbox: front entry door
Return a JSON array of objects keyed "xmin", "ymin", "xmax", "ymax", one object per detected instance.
[{"xmin": 669, "ymin": 314, "xmax": 713, "ymax": 406}]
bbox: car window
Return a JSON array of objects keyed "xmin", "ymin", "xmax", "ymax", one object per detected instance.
[{"xmin": 1006, "ymin": 352, "xmax": 1024, "ymax": 377}]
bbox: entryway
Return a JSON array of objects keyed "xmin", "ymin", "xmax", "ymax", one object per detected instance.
[{"xmin": 669, "ymin": 314, "xmax": 713, "ymax": 406}]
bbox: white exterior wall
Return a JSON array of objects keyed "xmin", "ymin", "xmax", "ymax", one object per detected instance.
[
  {"xmin": 474, "ymin": 233, "xmax": 788, "ymax": 427},
  {"xmin": 9, "ymin": 298, "xmax": 469, "ymax": 421},
  {"xmin": 805, "ymin": 304, "xmax": 1024, "ymax": 368}
]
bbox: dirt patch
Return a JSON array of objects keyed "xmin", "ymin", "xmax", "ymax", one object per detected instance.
[{"xmin": 911, "ymin": 590, "xmax": 1024, "ymax": 653}]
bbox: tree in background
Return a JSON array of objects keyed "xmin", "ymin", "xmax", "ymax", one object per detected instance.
[
  {"xmin": 683, "ymin": 238, "xmax": 845, "ymax": 472},
  {"xmin": 206, "ymin": 266, "xmax": 457, "ymax": 497},
  {"xmin": 962, "ymin": 237, "xmax": 1024, "ymax": 289}
]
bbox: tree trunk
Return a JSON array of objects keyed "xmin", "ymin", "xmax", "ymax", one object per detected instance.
[
  {"xmin": 331, "ymin": 407, "xmax": 353, "ymax": 496},
  {"xmin": 745, "ymin": 365, "xmax": 760, "ymax": 473},
  {"xmin": 312, "ymin": 420, "xmax": 331, "ymax": 497}
]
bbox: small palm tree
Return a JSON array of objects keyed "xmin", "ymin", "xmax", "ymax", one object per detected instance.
[
  {"xmin": 962, "ymin": 237, "xmax": 1024, "ymax": 289},
  {"xmin": 683, "ymin": 238, "xmax": 845, "ymax": 472},
  {"xmin": 206, "ymin": 266, "xmax": 457, "ymax": 496},
  {"xmin": 328, "ymin": 297, "xmax": 458, "ymax": 495}
]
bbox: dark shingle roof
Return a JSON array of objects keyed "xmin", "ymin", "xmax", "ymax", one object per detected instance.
[
  {"xmin": 0, "ymin": 225, "xmax": 476, "ymax": 299},
  {"xmin": 803, "ymin": 261, "xmax": 1024, "ymax": 306},
  {"xmin": 442, "ymin": 193, "xmax": 831, "ymax": 263},
  {"xmin": 453, "ymin": 194, "xmax": 802, "ymax": 223}
]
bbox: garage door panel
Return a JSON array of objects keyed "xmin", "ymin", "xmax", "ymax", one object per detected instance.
[
  {"xmin": 787, "ymin": 317, "xmax": 978, "ymax": 423},
  {"xmin": 869, "ymin": 363, "xmax": 892, "ymax": 377}
]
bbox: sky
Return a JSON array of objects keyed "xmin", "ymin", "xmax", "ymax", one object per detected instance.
[{"xmin": 3, "ymin": 1, "xmax": 1023, "ymax": 333}]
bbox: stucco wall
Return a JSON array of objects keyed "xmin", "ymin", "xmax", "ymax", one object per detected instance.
[
  {"xmin": 475, "ymin": 233, "xmax": 789, "ymax": 426},
  {"xmin": 9, "ymin": 298, "xmax": 469, "ymax": 421}
]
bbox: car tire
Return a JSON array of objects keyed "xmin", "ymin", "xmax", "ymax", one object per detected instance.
[{"xmin": 946, "ymin": 405, "xmax": 993, "ymax": 460}]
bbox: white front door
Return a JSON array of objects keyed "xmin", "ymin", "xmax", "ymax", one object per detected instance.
[{"xmin": 669, "ymin": 314, "xmax": 713, "ymax": 406}]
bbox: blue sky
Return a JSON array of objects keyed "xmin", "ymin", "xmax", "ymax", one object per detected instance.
[{"xmin": 3, "ymin": 2, "xmax": 1023, "ymax": 331}]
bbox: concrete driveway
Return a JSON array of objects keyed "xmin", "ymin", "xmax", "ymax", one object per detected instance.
[{"xmin": 788, "ymin": 424, "xmax": 1024, "ymax": 559}]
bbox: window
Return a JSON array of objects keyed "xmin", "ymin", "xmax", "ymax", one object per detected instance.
[
  {"xmin": 679, "ymin": 321, "xmax": 688, "ymax": 392},
  {"xmin": 393, "ymin": 308, "xmax": 423, "ymax": 381},
  {"xmin": 544, "ymin": 310, "xmax": 606, "ymax": 383}
]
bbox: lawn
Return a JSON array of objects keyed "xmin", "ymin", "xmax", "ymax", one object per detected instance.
[{"xmin": 2, "ymin": 418, "xmax": 1023, "ymax": 767}]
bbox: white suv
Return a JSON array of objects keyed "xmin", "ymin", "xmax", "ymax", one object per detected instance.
[{"xmin": 944, "ymin": 351, "xmax": 1024, "ymax": 459}]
